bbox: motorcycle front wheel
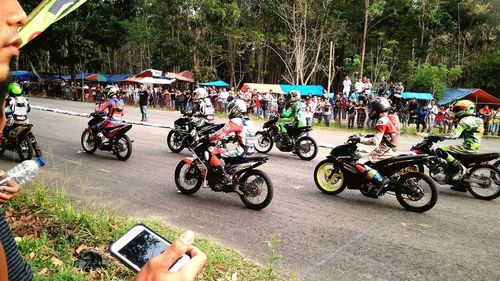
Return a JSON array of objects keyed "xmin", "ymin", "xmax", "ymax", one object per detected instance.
[
  {"xmin": 167, "ymin": 130, "xmax": 185, "ymax": 153},
  {"xmin": 396, "ymin": 172, "xmax": 438, "ymax": 213},
  {"xmin": 314, "ymin": 160, "xmax": 347, "ymax": 195},
  {"xmin": 466, "ymin": 165, "xmax": 500, "ymax": 200},
  {"xmin": 17, "ymin": 135, "xmax": 33, "ymax": 161},
  {"xmin": 239, "ymin": 169, "xmax": 273, "ymax": 210},
  {"xmin": 81, "ymin": 130, "xmax": 97, "ymax": 154},
  {"xmin": 174, "ymin": 160, "xmax": 202, "ymax": 194},
  {"xmin": 114, "ymin": 135, "xmax": 133, "ymax": 161},
  {"xmin": 296, "ymin": 136, "xmax": 318, "ymax": 161},
  {"xmin": 254, "ymin": 132, "xmax": 273, "ymax": 153}
]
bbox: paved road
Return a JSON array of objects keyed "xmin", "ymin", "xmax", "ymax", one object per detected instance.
[{"xmin": 2, "ymin": 97, "xmax": 499, "ymax": 280}]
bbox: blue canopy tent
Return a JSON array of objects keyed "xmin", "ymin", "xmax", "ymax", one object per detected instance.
[
  {"xmin": 438, "ymin": 88, "xmax": 500, "ymax": 105},
  {"xmin": 280, "ymin": 85, "xmax": 325, "ymax": 96},
  {"xmin": 402, "ymin": 92, "xmax": 433, "ymax": 100},
  {"xmin": 10, "ymin": 70, "xmax": 37, "ymax": 80},
  {"xmin": 60, "ymin": 72, "xmax": 90, "ymax": 81},
  {"xmin": 104, "ymin": 74, "xmax": 132, "ymax": 83},
  {"xmin": 199, "ymin": 80, "xmax": 230, "ymax": 87}
]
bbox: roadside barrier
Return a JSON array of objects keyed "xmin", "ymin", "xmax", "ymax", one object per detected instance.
[{"xmin": 32, "ymin": 105, "xmax": 335, "ymax": 149}]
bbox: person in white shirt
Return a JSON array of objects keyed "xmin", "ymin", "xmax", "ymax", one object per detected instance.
[
  {"xmin": 426, "ymin": 99, "xmax": 439, "ymax": 133},
  {"xmin": 219, "ymin": 88, "xmax": 229, "ymax": 113},
  {"xmin": 354, "ymin": 78, "xmax": 364, "ymax": 94},
  {"xmin": 342, "ymin": 76, "xmax": 352, "ymax": 95}
]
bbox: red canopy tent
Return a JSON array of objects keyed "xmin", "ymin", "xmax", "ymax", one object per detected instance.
[
  {"xmin": 464, "ymin": 89, "xmax": 500, "ymax": 105},
  {"xmin": 439, "ymin": 88, "xmax": 500, "ymax": 105}
]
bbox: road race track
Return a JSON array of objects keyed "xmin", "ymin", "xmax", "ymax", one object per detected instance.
[{"xmin": 1, "ymin": 97, "xmax": 499, "ymax": 281}]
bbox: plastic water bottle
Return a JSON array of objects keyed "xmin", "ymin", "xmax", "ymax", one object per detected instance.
[{"xmin": 0, "ymin": 157, "xmax": 46, "ymax": 186}]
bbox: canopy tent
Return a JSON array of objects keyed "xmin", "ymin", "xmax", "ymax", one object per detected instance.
[
  {"xmin": 10, "ymin": 70, "xmax": 38, "ymax": 80},
  {"xmin": 280, "ymin": 85, "xmax": 325, "ymax": 96},
  {"xmin": 105, "ymin": 74, "xmax": 132, "ymax": 83},
  {"xmin": 85, "ymin": 74, "xmax": 107, "ymax": 82},
  {"xmin": 402, "ymin": 92, "xmax": 433, "ymax": 100},
  {"xmin": 167, "ymin": 71, "xmax": 195, "ymax": 83},
  {"xmin": 438, "ymin": 88, "xmax": 500, "ymax": 105},
  {"xmin": 199, "ymin": 80, "xmax": 230, "ymax": 87},
  {"xmin": 60, "ymin": 72, "xmax": 90, "ymax": 81},
  {"xmin": 136, "ymin": 77, "xmax": 176, "ymax": 85},
  {"xmin": 135, "ymin": 69, "xmax": 171, "ymax": 78},
  {"xmin": 241, "ymin": 83, "xmax": 285, "ymax": 94}
]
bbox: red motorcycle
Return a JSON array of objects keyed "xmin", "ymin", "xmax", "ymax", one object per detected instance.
[{"xmin": 81, "ymin": 112, "xmax": 133, "ymax": 161}]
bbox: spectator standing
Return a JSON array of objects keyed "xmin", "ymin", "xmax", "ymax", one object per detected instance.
[
  {"xmin": 435, "ymin": 105, "xmax": 446, "ymax": 133},
  {"xmin": 313, "ymin": 96, "xmax": 322, "ymax": 123},
  {"xmin": 277, "ymin": 94, "xmax": 286, "ymax": 114},
  {"xmin": 304, "ymin": 95, "xmax": 314, "ymax": 127},
  {"xmin": 377, "ymin": 78, "xmax": 387, "ymax": 96},
  {"xmin": 478, "ymin": 105, "xmax": 491, "ymax": 135},
  {"xmin": 444, "ymin": 103, "xmax": 454, "ymax": 134},
  {"xmin": 354, "ymin": 78, "xmax": 364, "ymax": 94},
  {"xmin": 262, "ymin": 91, "xmax": 271, "ymax": 118},
  {"xmin": 139, "ymin": 84, "xmax": 149, "ymax": 122},
  {"xmin": 408, "ymin": 98, "xmax": 419, "ymax": 125},
  {"xmin": 490, "ymin": 108, "xmax": 500, "ymax": 136},
  {"xmin": 356, "ymin": 100, "xmax": 367, "ymax": 128},
  {"xmin": 427, "ymin": 99, "xmax": 439, "ymax": 133},
  {"xmin": 254, "ymin": 94, "xmax": 262, "ymax": 118},
  {"xmin": 347, "ymin": 100, "xmax": 356, "ymax": 129},
  {"xmin": 394, "ymin": 81, "xmax": 404, "ymax": 98},
  {"xmin": 322, "ymin": 98, "xmax": 332, "ymax": 127},
  {"xmin": 176, "ymin": 89, "xmax": 184, "ymax": 112},
  {"xmin": 185, "ymin": 90, "xmax": 193, "ymax": 112},
  {"xmin": 219, "ymin": 88, "xmax": 229, "ymax": 113},
  {"xmin": 333, "ymin": 94, "xmax": 342, "ymax": 123},
  {"xmin": 341, "ymin": 93, "xmax": 348, "ymax": 120},
  {"xmin": 364, "ymin": 78, "xmax": 372, "ymax": 96},
  {"xmin": 416, "ymin": 103, "xmax": 429, "ymax": 132},
  {"xmin": 343, "ymin": 76, "xmax": 352, "ymax": 96}
]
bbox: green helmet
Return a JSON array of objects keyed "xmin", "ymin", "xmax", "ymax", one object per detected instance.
[
  {"xmin": 8, "ymin": 83, "xmax": 23, "ymax": 95},
  {"xmin": 289, "ymin": 90, "xmax": 301, "ymax": 102},
  {"xmin": 452, "ymin": 99, "xmax": 475, "ymax": 119},
  {"xmin": 104, "ymin": 85, "xmax": 119, "ymax": 99}
]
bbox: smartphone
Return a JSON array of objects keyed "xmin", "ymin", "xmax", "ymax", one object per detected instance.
[{"xmin": 109, "ymin": 224, "xmax": 191, "ymax": 272}]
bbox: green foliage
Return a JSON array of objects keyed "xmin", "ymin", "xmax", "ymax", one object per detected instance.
[
  {"xmin": 260, "ymin": 235, "xmax": 282, "ymax": 280},
  {"xmin": 466, "ymin": 49, "xmax": 500, "ymax": 97},
  {"xmin": 408, "ymin": 64, "xmax": 462, "ymax": 100}
]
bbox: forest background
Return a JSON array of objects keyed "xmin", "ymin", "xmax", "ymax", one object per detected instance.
[{"xmin": 14, "ymin": 0, "xmax": 500, "ymax": 99}]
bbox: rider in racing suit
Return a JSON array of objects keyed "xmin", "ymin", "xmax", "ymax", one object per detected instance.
[
  {"xmin": 353, "ymin": 97, "xmax": 399, "ymax": 196},
  {"xmin": 207, "ymin": 97, "xmax": 255, "ymax": 187},
  {"xmin": 436, "ymin": 99, "xmax": 484, "ymax": 185},
  {"xmin": 94, "ymin": 85, "xmax": 124, "ymax": 143},
  {"xmin": 281, "ymin": 90, "xmax": 306, "ymax": 142},
  {"xmin": 2, "ymin": 83, "xmax": 31, "ymax": 143},
  {"xmin": 192, "ymin": 87, "xmax": 214, "ymax": 127}
]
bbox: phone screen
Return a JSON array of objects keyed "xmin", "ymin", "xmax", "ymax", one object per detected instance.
[{"xmin": 117, "ymin": 229, "xmax": 169, "ymax": 269}]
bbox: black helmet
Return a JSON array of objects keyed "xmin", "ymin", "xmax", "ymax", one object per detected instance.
[
  {"xmin": 368, "ymin": 97, "xmax": 391, "ymax": 119},
  {"xmin": 227, "ymin": 99, "xmax": 247, "ymax": 119}
]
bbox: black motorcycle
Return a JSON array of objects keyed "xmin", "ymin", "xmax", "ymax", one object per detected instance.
[
  {"xmin": 314, "ymin": 136, "xmax": 439, "ymax": 212},
  {"xmin": 81, "ymin": 112, "xmax": 133, "ymax": 161},
  {"xmin": 254, "ymin": 116, "xmax": 318, "ymax": 161},
  {"xmin": 174, "ymin": 130, "xmax": 274, "ymax": 210},
  {"xmin": 167, "ymin": 112, "xmax": 213, "ymax": 153},
  {"xmin": 0, "ymin": 123, "xmax": 36, "ymax": 161},
  {"xmin": 411, "ymin": 135, "xmax": 500, "ymax": 200}
]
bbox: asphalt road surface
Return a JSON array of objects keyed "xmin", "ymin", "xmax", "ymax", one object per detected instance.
[{"xmin": 2, "ymin": 97, "xmax": 499, "ymax": 281}]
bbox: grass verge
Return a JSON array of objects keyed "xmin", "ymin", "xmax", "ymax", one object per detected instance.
[{"xmin": 3, "ymin": 181, "xmax": 278, "ymax": 280}]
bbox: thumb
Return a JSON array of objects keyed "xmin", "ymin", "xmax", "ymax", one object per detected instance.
[{"xmin": 159, "ymin": 230, "xmax": 194, "ymax": 268}]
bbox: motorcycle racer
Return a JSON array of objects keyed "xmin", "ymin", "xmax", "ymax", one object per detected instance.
[
  {"xmin": 281, "ymin": 90, "xmax": 306, "ymax": 141},
  {"xmin": 207, "ymin": 98, "xmax": 256, "ymax": 187},
  {"xmin": 94, "ymin": 85, "xmax": 124, "ymax": 143},
  {"xmin": 435, "ymin": 99, "xmax": 484, "ymax": 183},
  {"xmin": 5, "ymin": 82, "xmax": 30, "ymax": 126},
  {"xmin": 192, "ymin": 87, "xmax": 214, "ymax": 126},
  {"xmin": 353, "ymin": 97, "xmax": 400, "ymax": 196}
]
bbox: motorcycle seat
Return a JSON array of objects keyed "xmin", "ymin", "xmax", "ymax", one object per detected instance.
[
  {"xmin": 224, "ymin": 154, "xmax": 269, "ymax": 164},
  {"xmin": 297, "ymin": 126, "xmax": 312, "ymax": 132},
  {"xmin": 449, "ymin": 151, "xmax": 499, "ymax": 162}
]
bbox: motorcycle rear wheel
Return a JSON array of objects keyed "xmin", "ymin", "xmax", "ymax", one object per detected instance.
[
  {"xmin": 239, "ymin": 169, "xmax": 273, "ymax": 210},
  {"xmin": 81, "ymin": 130, "xmax": 97, "ymax": 154},
  {"xmin": 114, "ymin": 135, "xmax": 132, "ymax": 161},
  {"xmin": 296, "ymin": 136, "xmax": 318, "ymax": 161},
  {"xmin": 396, "ymin": 172, "xmax": 438, "ymax": 213},
  {"xmin": 314, "ymin": 160, "xmax": 347, "ymax": 195},
  {"xmin": 17, "ymin": 135, "xmax": 33, "ymax": 161},
  {"xmin": 254, "ymin": 132, "xmax": 273, "ymax": 153},
  {"xmin": 174, "ymin": 160, "xmax": 202, "ymax": 194},
  {"xmin": 466, "ymin": 165, "xmax": 500, "ymax": 200},
  {"xmin": 167, "ymin": 130, "xmax": 184, "ymax": 153}
]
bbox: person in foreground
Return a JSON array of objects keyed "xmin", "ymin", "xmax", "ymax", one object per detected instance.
[
  {"xmin": 0, "ymin": 0, "xmax": 206, "ymax": 280},
  {"xmin": 135, "ymin": 230, "xmax": 207, "ymax": 281}
]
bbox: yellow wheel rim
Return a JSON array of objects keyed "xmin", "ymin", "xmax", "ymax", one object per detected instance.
[{"xmin": 316, "ymin": 162, "xmax": 344, "ymax": 192}]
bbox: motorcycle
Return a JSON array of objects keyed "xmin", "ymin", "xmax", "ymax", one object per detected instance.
[
  {"xmin": 81, "ymin": 112, "xmax": 133, "ymax": 161},
  {"xmin": 174, "ymin": 130, "xmax": 274, "ymax": 210},
  {"xmin": 411, "ymin": 135, "xmax": 500, "ymax": 200},
  {"xmin": 0, "ymin": 123, "xmax": 35, "ymax": 161},
  {"xmin": 313, "ymin": 135, "xmax": 439, "ymax": 212},
  {"xmin": 254, "ymin": 115, "xmax": 318, "ymax": 161},
  {"xmin": 167, "ymin": 111, "xmax": 212, "ymax": 153}
]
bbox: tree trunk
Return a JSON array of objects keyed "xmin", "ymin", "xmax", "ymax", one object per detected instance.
[
  {"xmin": 360, "ymin": 0, "xmax": 369, "ymax": 79},
  {"xmin": 227, "ymin": 36, "xmax": 236, "ymax": 88}
]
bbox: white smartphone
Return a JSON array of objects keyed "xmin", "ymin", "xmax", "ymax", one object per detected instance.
[{"xmin": 109, "ymin": 224, "xmax": 191, "ymax": 272}]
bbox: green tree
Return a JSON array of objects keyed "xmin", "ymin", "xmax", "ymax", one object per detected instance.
[{"xmin": 408, "ymin": 64, "xmax": 462, "ymax": 99}]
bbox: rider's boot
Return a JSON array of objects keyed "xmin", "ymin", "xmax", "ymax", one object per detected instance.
[
  {"xmin": 355, "ymin": 164, "xmax": 389, "ymax": 197},
  {"xmin": 97, "ymin": 132, "xmax": 109, "ymax": 144},
  {"xmin": 213, "ymin": 165, "xmax": 227, "ymax": 189},
  {"xmin": 449, "ymin": 160, "xmax": 466, "ymax": 182}
]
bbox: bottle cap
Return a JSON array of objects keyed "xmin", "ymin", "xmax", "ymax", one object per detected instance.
[{"xmin": 35, "ymin": 157, "xmax": 46, "ymax": 167}]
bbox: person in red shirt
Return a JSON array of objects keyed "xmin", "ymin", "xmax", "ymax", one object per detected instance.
[
  {"xmin": 478, "ymin": 105, "xmax": 491, "ymax": 135},
  {"xmin": 435, "ymin": 105, "xmax": 446, "ymax": 133}
]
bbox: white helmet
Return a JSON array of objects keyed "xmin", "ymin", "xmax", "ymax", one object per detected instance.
[
  {"xmin": 228, "ymin": 99, "xmax": 247, "ymax": 119},
  {"xmin": 194, "ymin": 88, "xmax": 207, "ymax": 100}
]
